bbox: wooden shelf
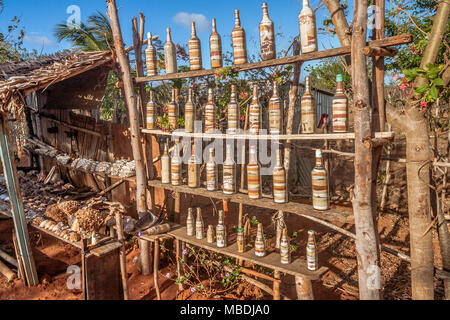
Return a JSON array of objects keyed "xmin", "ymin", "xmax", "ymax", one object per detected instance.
[
  {"xmin": 147, "ymin": 180, "xmax": 353, "ymax": 224},
  {"xmin": 58, "ymin": 163, "xmax": 136, "ymax": 183},
  {"xmin": 135, "ymin": 34, "xmax": 411, "ymax": 83},
  {"xmin": 142, "ymin": 128, "xmax": 394, "ymax": 141},
  {"xmin": 168, "ymin": 226, "xmax": 328, "ymax": 280}
]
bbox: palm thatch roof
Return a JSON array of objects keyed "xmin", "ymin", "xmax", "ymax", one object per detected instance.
[{"xmin": 0, "ymin": 50, "xmax": 112, "ymax": 114}]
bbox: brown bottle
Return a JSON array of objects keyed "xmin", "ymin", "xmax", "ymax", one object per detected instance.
[
  {"xmin": 272, "ymin": 148, "xmax": 287, "ymax": 204},
  {"xmin": 188, "ymin": 143, "xmax": 200, "ymax": 188},
  {"xmin": 171, "ymin": 141, "xmax": 182, "ymax": 186},
  {"xmin": 195, "ymin": 208, "xmax": 204, "ymax": 240},
  {"xmin": 145, "ymin": 32, "xmax": 157, "ymax": 76},
  {"xmin": 254, "ymin": 223, "xmax": 266, "ymax": 257},
  {"xmin": 247, "ymin": 145, "xmax": 261, "ymax": 200},
  {"xmin": 259, "ymin": 3, "xmax": 276, "ymax": 61},
  {"xmin": 146, "ymin": 90, "xmax": 156, "ymax": 130},
  {"xmin": 186, "ymin": 208, "xmax": 195, "ymax": 236},
  {"xmin": 232, "ymin": 10, "xmax": 247, "ymax": 65},
  {"xmin": 249, "ymin": 85, "xmax": 261, "ymax": 135},
  {"xmin": 204, "ymin": 88, "xmax": 216, "ymax": 133},
  {"xmin": 306, "ymin": 230, "xmax": 318, "ymax": 271},
  {"xmin": 298, "ymin": 0, "xmax": 318, "ymax": 53},
  {"xmin": 188, "ymin": 22, "xmax": 202, "ymax": 71},
  {"xmin": 332, "ymin": 74, "xmax": 348, "ymax": 133},
  {"xmin": 209, "ymin": 18, "xmax": 223, "ymax": 68},
  {"xmin": 301, "ymin": 77, "xmax": 316, "ymax": 134},
  {"xmin": 168, "ymin": 88, "xmax": 179, "ymax": 131},
  {"xmin": 185, "ymin": 88, "xmax": 196, "ymax": 133},
  {"xmin": 311, "ymin": 149, "xmax": 329, "ymax": 210}
]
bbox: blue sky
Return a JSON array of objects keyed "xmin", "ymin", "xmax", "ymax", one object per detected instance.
[{"xmin": 1, "ymin": 0, "xmax": 354, "ymax": 77}]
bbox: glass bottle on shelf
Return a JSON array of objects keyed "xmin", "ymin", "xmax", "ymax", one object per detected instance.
[
  {"xmin": 301, "ymin": 76, "xmax": 316, "ymax": 134},
  {"xmin": 306, "ymin": 230, "xmax": 318, "ymax": 271},
  {"xmin": 207, "ymin": 225, "xmax": 215, "ymax": 243},
  {"xmin": 223, "ymin": 144, "xmax": 236, "ymax": 195},
  {"xmin": 161, "ymin": 143, "xmax": 171, "ymax": 184},
  {"xmin": 259, "ymin": 2, "xmax": 276, "ymax": 61},
  {"xmin": 204, "ymin": 88, "xmax": 217, "ymax": 133},
  {"xmin": 280, "ymin": 228, "xmax": 291, "ymax": 264},
  {"xmin": 232, "ymin": 9, "xmax": 247, "ymax": 65},
  {"xmin": 171, "ymin": 141, "xmax": 182, "ymax": 186},
  {"xmin": 206, "ymin": 148, "xmax": 218, "ymax": 191},
  {"xmin": 227, "ymin": 85, "xmax": 240, "ymax": 134},
  {"xmin": 168, "ymin": 88, "xmax": 179, "ymax": 131},
  {"xmin": 237, "ymin": 213, "xmax": 245, "ymax": 253},
  {"xmin": 186, "ymin": 208, "xmax": 195, "ymax": 236},
  {"xmin": 249, "ymin": 84, "xmax": 261, "ymax": 135},
  {"xmin": 272, "ymin": 148, "xmax": 287, "ymax": 204},
  {"xmin": 164, "ymin": 28, "xmax": 177, "ymax": 74},
  {"xmin": 311, "ymin": 149, "xmax": 329, "ymax": 210},
  {"xmin": 188, "ymin": 143, "xmax": 200, "ymax": 188},
  {"xmin": 216, "ymin": 210, "xmax": 227, "ymax": 248},
  {"xmin": 268, "ymin": 81, "xmax": 282, "ymax": 135},
  {"xmin": 145, "ymin": 32, "xmax": 157, "ymax": 76},
  {"xmin": 185, "ymin": 88, "xmax": 196, "ymax": 133},
  {"xmin": 255, "ymin": 223, "xmax": 266, "ymax": 257},
  {"xmin": 298, "ymin": 0, "xmax": 318, "ymax": 54},
  {"xmin": 146, "ymin": 90, "xmax": 156, "ymax": 130},
  {"xmin": 209, "ymin": 18, "xmax": 223, "ymax": 69},
  {"xmin": 332, "ymin": 74, "xmax": 348, "ymax": 133},
  {"xmin": 195, "ymin": 208, "xmax": 204, "ymax": 240},
  {"xmin": 247, "ymin": 145, "xmax": 262, "ymax": 200},
  {"xmin": 188, "ymin": 21, "xmax": 202, "ymax": 71}
]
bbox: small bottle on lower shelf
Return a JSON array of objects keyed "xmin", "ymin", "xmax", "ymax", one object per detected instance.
[
  {"xmin": 206, "ymin": 148, "xmax": 218, "ymax": 191},
  {"xmin": 306, "ymin": 230, "xmax": 318, "ymax": 271},
  {"xmin": 216, "ymin": 210, "xmax": 227, "ymax": 248},
  {"xmin": 280, "ymin": 228, "xmax": 291, "ymax": 265},
  {"xmin": 207, "ymin": 225, "xmax": 215, "ymax": 244},
  {"xmin": 195, "ymin": 208, "xmax": 204, "ymax": 240},
  {"xmin": 311, "ymin": 149, "xmax": 329, "ymax": 211},
  {"xmin": 161, "ymin": 143, "xmax": 170, "ymax": 184},
  {"xmin": 254, "ymin": 223, "xmax": 266, "ymax": 257},
  {"xmin": 186, "ymin": 208, "xmax": 195, "ymax": 237}
]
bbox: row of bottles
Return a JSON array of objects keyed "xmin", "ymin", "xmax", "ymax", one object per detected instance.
[
  {"xmin": 146, "ymin": 76, "xmax": 348, "ymax": 134},
  {"xmin": 145, "ymin": 1, "xmax": 318, "ymax": 75},
  {"xmin": 160, "ymin": 140, "xmax": 329, "ymax": 210},
  {"xmin": 185, "ymin": 207, "xmax": 319, "ymax": 270}
]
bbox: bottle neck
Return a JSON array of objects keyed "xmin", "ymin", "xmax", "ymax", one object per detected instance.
[
  {"xmin": 208, "ymin": 89, "xmax": 214, "ymax": 103},
  {"xmin": 149, "ymin": 90, "xmax": 154, "ymax": 102},
  {"xmin": 209, "ymin": 149, "xmax": 215, "ymax": 162},
  {"xmin": 188, "ymin": 89, "xmax": 193, "ymax": 102},
  {"xmin": 303, "ymin": 0, "xmax": 310, "ymax": 8},
  {"xmin": 218, "ymin": 211, "xmax": 224, "ymax": 224},
  {"xmin": 191, "ymin": 22, "xmax": 197, "ymax": 38},
  {"xmin": 147, "ymin": 33, "xmax": 152, "ymax": 47},
  {"xmin": 166, "ymin": 29, "xmax": 172, "ymax": 42},
  {"xmin": 171, "ymin": 89, "xmax": 176, "ymax": 103},
  {"xmin": 212, "ymin": 18, "xmax": 217, "ymax": 33},
  {"xmin": 234, "ymin": 10, "xmax": 241, "ymax": 27},
  {"xmin": 276, "ymin": 149, "xmax": 282, "ymax": 166},
  {"xmin": 336, "ymin": 80, "xmax": 344, "ymax": 94},
  {"xmin": 262, "ymin": 3, "xmax": 269, "ymax": 17},
  {"xmin": 315, "ymin": 153, "xmax": 323, "ymax": 167},
  {"xmin": 226, "ymin": 146, "xmax": 233, "ymax": 162},
  {"xmin": 252, "ymin": 85, "xmax": 258, "ymax": 103},
  {"xmin": 305, "ymin": 78, "xmax": 311, "ymax": 94},
  {"xmin": 249, "ymin": 147, "xmax": 257, "ymax": 164},
  {"xmin": 273, "ymin": 82, "xmax": 278, "ymax": 96}
]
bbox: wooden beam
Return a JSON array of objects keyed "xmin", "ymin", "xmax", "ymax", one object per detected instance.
[
  {"xmin": 0, "ymin": 116, "xmax": 38, "ymax": 286},
  {"xmin": 363, "ymin": 46, "xmax": 397, "ymax": 57},
  {"xmin": 135, "ymin": 34, "xmax": 412, "ymax": 83},
  {"xmin": 40, "ymin": 115, "xmax": 104, "ymax": 137}
]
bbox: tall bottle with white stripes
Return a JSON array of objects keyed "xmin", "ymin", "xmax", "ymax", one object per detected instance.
[
  {"xmin": 249, "ymin": 85, "xmax": 261, "ymax": 135},
  {"xmin": 280, "ymin": 228, "xmax": 291, "ymax": 264},
  {"xmin": 311, "ymin": 149, "xmax": 329, "ymax": 210},
  {"xmin": 269, "ymin": 81, "xmax": 282, "ymax": 135},
  {"xmin": 209, "ymin": 18, "xmax": 223, "ymax": 69},
  {"xmin": 306, "ymin": 230, "xmax": 318, "ymax": 271},
  {"xmin": 185, "ymin": 88, "xmax": 195, "ymax": 133},
  {"xmin": 227, "ymin": 85, "xmax": 240, "ymax": 134},
  {"xmin": 186, "ymin": 208, "xmax": 195, "ymax": 236},
  {"xmin": 146, "ymin": 90, "xmax": 156, "ymax": 130},
  {"xmin": 195, "ymin": 208, "xmax": 204, "ymax": 240},
  {"xmin": 204, "ymin": 88, "xmax": 216, "ymax": 133},
  {"xmin": 188, "ymin": 143, "xmax": 200, "ymax": 188},
  {"xmin": 145, "ymin": 32, "xmax": 157, "ymax": 76},
  {"xmin": 332, "ymin": 74, "xmax": 348, "ymax": 133},
  {"xmin": 255, "ymin": 223, "xmax": 266, "ymax": 257},
  {"xmin": 168, "ymin": 88, "xmax": 179, "ymax": 131},
  {"xmin": 171, "ymin": 141, "xmax": 182, "ymax": 186},
  {"xmin": 259, "ymin": 2, "xmax": 276, "ymax": 61},
  {"xmin": 273, "ymin": 148, "xmax": 287, "ymax": 204},
  {"xmin": 164, "ymin": 28, "xmax": 177, "ymax": 74},
  {"xmin": 298, "ymin": 0, "xmax": 318, "ymax": 54},
  {"xmin": 206, "ymin": 148, "xmax": 218, "ymax": 191},
  {"xmin": 301, "ymin": 77, "xmax": 316, "ymax": 134},
  {"xmin": 188, "ymin": 22, "xmax": 202, "ymax": 71},
  {"xmin": 232, "ymin": 10, "xmax": 247, "ymax": 65},
  {"xmin": 161, "ymin": 143, "xmax": 170, "ymax": 184},
  {"xmin": 223, "ymin": 144, "xmax": 236, "ymax": 195},
  {"xmin": 216, "ymin": 210, "xmax": 227, "ymax": 248},
  {"xmin": 247, "ymin": 145, "xmax": 262, "ymax": 200}
]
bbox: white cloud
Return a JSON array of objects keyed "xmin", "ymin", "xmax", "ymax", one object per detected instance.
[
  {"xmin": 172, "ymin": 12, "xmax": 211, "ymax": 33},
  {"xmin": 24, "ymin": 35, "xmax": 55, "ymax": 46}
]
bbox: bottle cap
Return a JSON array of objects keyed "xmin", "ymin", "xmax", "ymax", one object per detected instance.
[
  {"xmin": 336, "ymin": 74, "xmax": 343, "ymax": 82},
  {"xmin": 315, "ymin": 149, "xmax": 322, "ymax": 159}
]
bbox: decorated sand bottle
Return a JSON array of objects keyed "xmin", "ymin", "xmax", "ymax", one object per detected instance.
[
  {"xmin": 188, "ymin": 143, "xmax": 200, "ymax": 188},
  {"xmin": 216, "ymin": 210, "xmax": 227, "ymax": 248},
  {"xmin": 298, "ymin": 0, "xmax": 318, "ymax": 54},
  {"xmin": 206, "ymin": 148, "xmax": 218, "ymax": 191},
  {"xmin": 332, "ymin": 74, "xmax": 348, "ymax": 133},
  {"xmin": 269, "ymin": 81, "xmax": 282, "ymax": 135},
  {"xmin": 280, "ymin": 228, "xmax": 291, "ymax": 265},
  {"xmin": 145, "ymin": 32, "xmax": 157, "ymax": 76},
  {"xmin": 168, "ymin": 88, "xmax": 179, "ymax": 130},
  {"xmin": 207, "ymin": 225, "xmax": 215, "ymax": 244},
  {"xmin": 186, "ymin": 208, "xmax": 195, "ymax": 236},
  {"xmin": 185, "ymin": 88, "xmax": 196, "ymax": 133},
  {"xmin": 259, "ymin": 2, "xmax": 276, "ymax": 61},
  {"xmin": 301, "ymin": 77, "xmax": 316, "ymax": 134},
  {"xmin": 237, "ymin": 211, "xmax": 245, "ymax": 253},
  {"xmin": 306, "ymin": 230, "xmax": 318, "ymax": 271},
  {"xmin": 209, "ymin": 18, "xmax": 223, "ymax": 68},
  {"xmin": 204, "ymin": 88, "xmax": 217, "ymax": 133},
  {"xmin": 232, "ymin": 9, "xmax": 247, "ymax": 65},
  {"xmin": 161, "ymin": 143, "xmax": 171, "ymax": 184},
  {"xmin": 188, "ymin": 21, "xmax": 202, "ymax": 71},
  {"xmin": 195, "ymin": 208, "xmax": 204, "ymax": 240},
  {"xmin": 254, "ymin": 223, "xmax": 266, "ymax": 257},
  {"xmin": 223, "ymin": 144, "xmax": 236, "ymax": 195},
  {"xmin": 171, "ymin": 141, "xmax": 182, "ymax": 186},
  {"xmin": 273, "ymin": 148, "xmax": 287, "ymax": 204},
  {"xmin": 249, "ymin": 84, "xmax": 261, "ymax": 135},
  {"xmin": 227, "ymin": 84, "xmax": 240, "ymax": 134},
  {"xmin": 146, "ymin": 90, "xmax": 156, "ymax": 130},
  {"xmin": 247, "ymin": 145, "xmax": 262, "ymax": 200},
  {"xmin": 164, "ymin": 28, "xmax": 177, "ymax": 74},
  {"xmin": 311, "ymin": 149, "xmax": 329, "ymax": 210}
]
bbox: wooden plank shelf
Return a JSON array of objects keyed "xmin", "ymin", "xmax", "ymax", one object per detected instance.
[
  {"xmin": 58, "ymin": 163, "xmax": 136, "ymax": 183},
  {"xmin": 135, "ymin": 34, "xmax": 411, "ymax": 83},
  {"xmin": 141, "ymin": 128, "xmax": 394, "ymax": 141},
  {"xmin": 147, "ymin": 180, "xmax": 353, "ymax": 224},
  {"xmin": 168, "ymin": 226, "xmax": 328, "ymax": 280}
]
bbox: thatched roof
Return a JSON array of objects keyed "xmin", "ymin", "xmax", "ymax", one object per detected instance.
[{"xmin": 0, "ymin": 50, "xmax": 112, "ymax": 114}]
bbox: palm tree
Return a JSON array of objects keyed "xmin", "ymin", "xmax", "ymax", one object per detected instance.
[{"xmin": 54, "ymin": 11, "xmax": 113, "ymax": 52}]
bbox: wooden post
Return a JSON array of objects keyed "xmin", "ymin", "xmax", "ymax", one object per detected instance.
[
  {"xmin": 351, "ymin": 0, "xmax": 381, "ymax": 300},
  {"xmin": 153, "ymin": 238, "xmax": 161, "ymax": 300},
  {"xmin": 115, "ymin": 211, "xmax": 129, "ymax": 300},
  {"xmin": 0, "ymin": 115, "xmax": 38, "ymax": 286},
  {"xmin": 295, "ymin": 276, "xmax": 314, "ymax": 300},
  {"xmin": 273, "ymin": 270, "xmax": 281, "ymax": 300},
  {"xmin": 12, "ymin": 231, "xmax": 26, "ymax": 283},
  {"xmin": 175, "ymin": 239, "xmax": 184, "ymax": 292},
  {"xmin": 107, "ymin": 0, "xmax": 150, "ymax": 275}
]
